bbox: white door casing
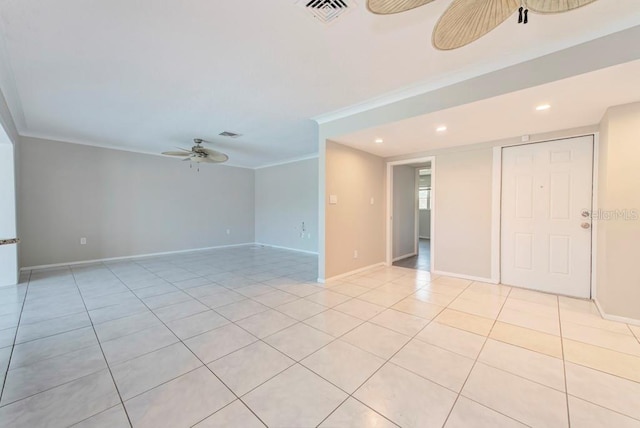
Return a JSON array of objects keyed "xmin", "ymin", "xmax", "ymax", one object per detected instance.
[{"xmin": 501, "ymin": 136, "xmax": 594, "ymax": 298}]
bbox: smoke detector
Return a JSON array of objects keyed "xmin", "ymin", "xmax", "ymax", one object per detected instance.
[{"xmin": 296, "ymin": 0, "xmax": 356, "ymax": 25}]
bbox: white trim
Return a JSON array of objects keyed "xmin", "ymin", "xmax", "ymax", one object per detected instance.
[
  {"xmin": 19, "ymin": 131, "xmax": 256, "ymax": 170},
  {"xmin": 432, "ymin": 270, "xmax": 497, "ymax": 284},
  {"xmin": 393, "ymin": 252, "xmax": 417, "ymax": 262},
  {"xmin": 590, "ymin": 133, "xmax": 600, "ymax": 300},
  {"xmin": 254, "ymin": 153, "xmax": 319, "ymax": 170},
  {"xmin": 496, "ymin": 133, "xmax": 598, "ymax": 298},
  {"xmin": 386, "ymin": 156, "xmax": 435, "ymax": 269},
  {"xmin": 414, "ymin": 168, "xmax": 419, "ymax": 256},
  {"xmin": 594, "ymin": 298, "xmax": 640, "ymax": 327},
  {"xmin": 430, "ymin": 159, "xmax": 436, "ymax": 273},
  {"xmin": 324, "ymin": 262, "xmax": 386, "ymax": 283},
  {"xmin": 419, "ymin": 235, "xmax": 430, "ymax": 239},
  {"xmin": 19, "ymin": 131, "xmax": 318, "ymax": 171},
  {"xmin": 20, "ymin": 243, "xmax": 255, "ymax": 271},
  {"xmin": 311, "ymin": 38, "xmax": 594, "ymax": 126},
  {"xmin": 253, "ymin": 243, "xmax": 318, "ymax": 255},
  {"xmin": 491, "ymin": 147, "xmax": 502, "ymax": 284}
]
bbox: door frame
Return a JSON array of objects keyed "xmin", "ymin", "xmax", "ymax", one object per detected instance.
[
  {"xmin": 494, "ymin": 133, "xmax": 599, "ymax": 298},
  {"xmin": 386, "ymin": 156, "xmax": 436, "ymax": 269}
]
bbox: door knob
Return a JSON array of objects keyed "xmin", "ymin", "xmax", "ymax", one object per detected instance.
[{"xmin": 581, "ymin": 222, "xmax": 591, "ymax": 229}]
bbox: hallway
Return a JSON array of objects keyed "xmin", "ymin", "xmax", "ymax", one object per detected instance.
[{"xmin": 393, "ymin": 239, "xmax": 430, "ymax": 272}]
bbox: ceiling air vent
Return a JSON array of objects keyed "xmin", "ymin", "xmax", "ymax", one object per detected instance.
[
  {"xmin": 297, "ymin": 0, "xmax": 355, "ymax": 24},
  {"xmin": 219, "ymin": 131, "xmax": 242, "ymax": 138}
]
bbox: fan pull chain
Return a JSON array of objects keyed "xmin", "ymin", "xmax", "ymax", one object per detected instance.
[{"xmin": 518, "ymin": 1, "xmax": 529, "ymax": 24}]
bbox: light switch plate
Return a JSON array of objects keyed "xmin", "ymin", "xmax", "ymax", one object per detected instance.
[{"xmin": 329, "ymin": 195, "xmax": 338, "ymax": 205}]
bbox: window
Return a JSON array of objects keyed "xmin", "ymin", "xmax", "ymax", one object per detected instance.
[{"xmin": 419, "ymin": 187, "xmax": 431, "ymax": 210}]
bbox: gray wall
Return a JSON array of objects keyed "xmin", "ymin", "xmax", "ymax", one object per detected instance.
[
  {"xmin": 325, "ymin": 141, "xmax": 385, "ymax": 279},
  {"xmin": 393, "ymin": 165, "xmax": 416, "ymax": 260},
  {"xmin": 433, "ymin": 149, "xmax": 493, "ymax": 278},
  {"xmin": 255, "ymin": 158, "xmax": 318, "ymax": 253},
  {"xmin": 596, "ymin": 102, "xmax": 640, "ymax": 320},
  {"xmin": 18, "ymin": 137, "xmax": 255, "ymax": 267}
]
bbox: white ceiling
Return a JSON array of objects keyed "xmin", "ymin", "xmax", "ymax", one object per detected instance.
[
  {"xmin": 1, "ymin": 0, "xmax": 640, "ymax": 167},
  {"xmin": 334, "ymin": 59, "xmax": 640, "ymax": 156}
]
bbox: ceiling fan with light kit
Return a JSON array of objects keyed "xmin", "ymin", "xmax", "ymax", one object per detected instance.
[
  {"xmin": 161, "ymin": 138, "xmax": 229, "ymax": 170},
  {"xmin": 367, "ymin": 0, "xmax": 600, "ymax": 50}
]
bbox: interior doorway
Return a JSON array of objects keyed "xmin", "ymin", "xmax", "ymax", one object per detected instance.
[{"xmin": 386, "ymin": 157, "xmax": 435, "ymax": 272}]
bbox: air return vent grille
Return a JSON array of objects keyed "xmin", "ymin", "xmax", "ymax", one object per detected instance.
[
  {"xmin": 297, "ymin": 0, "xmax": 355, "ymax": 24},
  {"xmin": 219, "ymin": 131, "xmax": 241, "ymax": 138}
]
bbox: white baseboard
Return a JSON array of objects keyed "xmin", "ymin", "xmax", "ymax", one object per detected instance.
[
  {"xmin": 432, "ymin": 270, "xmax": 497, "ymax": 284},
  {"xmin": 418, "ymin": 236, "xmax": 430, "ymax": 239},
  {"xmin": 393, "ymin": 252, "xmax": 417, "ymax": 262},
  {"xmin": 20, "ymin": 242, "xmax": 256, "ymax": 271},
  {"xmin": 253, "ymin": 243, "xmax": 318, "ymax": 255},
  {"xmin": 324, "ymin": 262, "xmax": 386, "ymax": 283},
  {"xmin": 594, "ymin": 298, "xmax": 640, "ymax": 327}
]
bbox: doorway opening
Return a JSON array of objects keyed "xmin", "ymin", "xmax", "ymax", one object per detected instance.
[{"xmin": 386, "ymin": 157, "xmax": 435, "ymax": 272}]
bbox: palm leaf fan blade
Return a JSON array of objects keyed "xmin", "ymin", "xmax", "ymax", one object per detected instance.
[
  {"xmin": 432, "ymin": 0, "xmax": 519, "ymax": 50},
  {"xmin": 526, "ymin": 0, "xmax": 599, "ymax": 14},
  {"xmin": 162, "ymin": 151, "xmax": 190, "ymax": 156},
  {"xmin": 202, "ymin": 148, "xmax": 229, "ymax": 163},
  {"xmin": 367, "ymin": 0, "xmax": 435, "ymax": 14}
]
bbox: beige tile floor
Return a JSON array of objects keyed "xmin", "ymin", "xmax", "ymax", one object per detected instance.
[{"xmin": 0, "ymin": 246, "xmax": 639, "ymax": 427}]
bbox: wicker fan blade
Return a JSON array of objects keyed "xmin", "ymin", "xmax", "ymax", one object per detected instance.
[
  {"xmin": 162, "ymin": 151, "xmax": 190, "ymax": 156},
  {"xmin": 526, "ymin": 0, "xmax": 598, "ymax": 14},
  {"xmin": 199, "ymin": 156, "xmax": 226, "ymax": 164},
  {"xmin": 433, "ymin": 0, "xmax": 519, "ymax": 50},
  {"xmin": 367, "ymin": 0, "xmax": 435, "ymax": 14},
  {"xmin": 202, "ymin": 148, "xmax": 229, "ymax": 163}
]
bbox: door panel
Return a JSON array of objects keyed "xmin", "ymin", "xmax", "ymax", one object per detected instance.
[{"xmin": 501, "ymin": 136, "xmax": 594, "ymax": 298}]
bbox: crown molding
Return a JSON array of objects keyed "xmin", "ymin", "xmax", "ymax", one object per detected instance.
[
  {"xmin": 18, "ymin": 130, "xmax": 320, "ymax": 170},
  {"xmin": 313, "ymin": 22, "xmax": 640, "ymax": 126},
  {"xmin": 254, "ymin": 153, "xmax": 319, "ymax": 170},
  {"xmin": 18, "ymin": 131, "xmax": 256, "ymax": 169}
]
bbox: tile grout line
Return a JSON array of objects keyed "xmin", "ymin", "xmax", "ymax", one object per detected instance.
[
  {"xmin": 441, "ymin": 286, "xmax": 520, "ymax": 427},
  {"xmin": 127, "ymin": 260, "xmax": 422, "ymax": 426},
  {"xmin": 558, "ymin": 295, "xmax": 572, "ymax": 428},
  {"xmin": 315, "ymin": 276, "xmax": 472, "ymax": 428},
  {"xmin": 0, "ymin": 270, "xmax": 31, "ymax": 405},
  {"xmin": 105, "ymin": 258, "xmax": 271, "ymax": 427},
  {"xmin": 69, "ymin": 266, "xmax": 135, "ymax": 428}
]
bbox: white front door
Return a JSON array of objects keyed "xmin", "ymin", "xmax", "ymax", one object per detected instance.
[{"xmin": 501, "ymin": 136, "xmax": 594, "ymax": 298}]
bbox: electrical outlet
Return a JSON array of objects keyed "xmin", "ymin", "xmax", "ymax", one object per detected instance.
[
  {"xmin": 307, "ymin": 233, "xmax": 311, "ymax": 239},
  {"xmin": 80, "ymin": 237, "xmax": 87, "ymax": 245},
  {"xmin": 353, "ymin": 250, "xmax": 358, "ymax": 259},
  {"xmin": 226, "ymin": 229, "xmax": 231, "ymax": 235}
]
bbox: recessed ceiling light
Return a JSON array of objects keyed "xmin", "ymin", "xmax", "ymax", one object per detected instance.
[
  {"xmin": 436, "ymin": 126, "xmax": 447, "ymax": 132},
  {"xmin": 375, "ymin": 138, "xmax": 384, "ymax": 144},
  {"xmin": 536, "ymin": 104, "xmax": 551, "ymax": 111}
]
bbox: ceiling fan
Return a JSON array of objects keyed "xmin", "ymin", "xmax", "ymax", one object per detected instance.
[
  {"xmin": 161, "ymin": 139, "xmax": 229, "ymax": 165},
  {"xmin": 367, "ymin": 0, "xmax": 599, "ymax": 50}
]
